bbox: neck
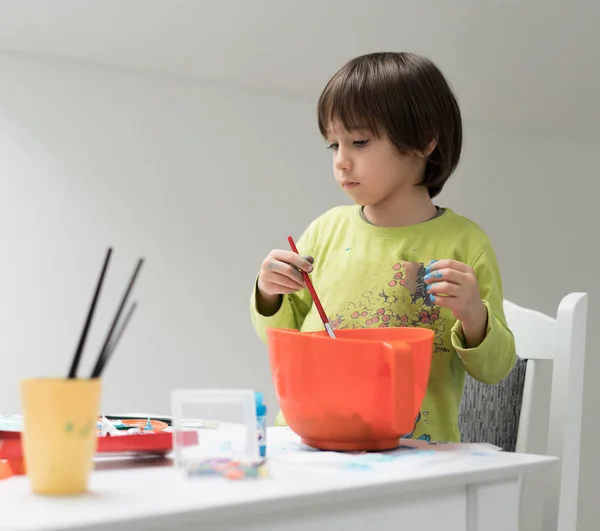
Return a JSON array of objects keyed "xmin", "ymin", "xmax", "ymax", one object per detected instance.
[{"xmin": 362, "ymin": 186, "xmax": 437, "ymax": 228}]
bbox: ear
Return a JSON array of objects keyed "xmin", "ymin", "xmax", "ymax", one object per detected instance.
[{"xmin": 417, "ymin": 136, "xmax": 438, "ymax": 158}]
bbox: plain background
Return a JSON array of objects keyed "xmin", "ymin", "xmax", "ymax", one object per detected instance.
[{"xmin": 0, "ymin": 1, "xmax": 597, "ymax": 528}]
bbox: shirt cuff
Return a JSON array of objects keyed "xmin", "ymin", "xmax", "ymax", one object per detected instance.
[
  {"xmin": 250, "ymin": 277, "xmax": 295, "ymax": 342},
  {"xmin": 451, "ymin": 300, "xmax": 494, "ymax": 360}
]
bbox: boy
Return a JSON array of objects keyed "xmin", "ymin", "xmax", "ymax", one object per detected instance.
[{"xmin": 250, "ymin": 52, "xmax": 516, "ymax": 442}]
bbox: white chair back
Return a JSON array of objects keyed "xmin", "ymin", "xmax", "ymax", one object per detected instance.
[{"xmin": 504, "ymin": 292, "xmax": 588, "ymax": 531}]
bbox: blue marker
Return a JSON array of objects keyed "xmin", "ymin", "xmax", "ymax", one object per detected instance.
[{"xmin": 255, "ymin": 392, "xmax": 267, "ymax": 459}]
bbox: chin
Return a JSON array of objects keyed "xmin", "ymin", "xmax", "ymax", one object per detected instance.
[
  {"xmin": 343, "ymin": 188, "xmax": 367, "ymax": 204},
  {"xmin": 344, "ymin": 192, "xmax": 371, "ymax": 208}
]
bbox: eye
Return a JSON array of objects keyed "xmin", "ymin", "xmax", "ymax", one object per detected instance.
[
  {"xmin": 326, "ymin": 142, "xmax": 339, "ymax": 151},
  {"xmin": 353, "ymin": 139, "xmax": 369, "ymax": 147}
]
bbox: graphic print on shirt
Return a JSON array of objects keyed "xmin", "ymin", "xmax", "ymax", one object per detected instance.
[
  {"xmin": 329, "ymin": 260, "xmax": 450, "ymax": 354},
  {"xmin": 401, "ymin": 411, "xmax": 431, "ymax": 441},
  {"xmin": 327, "ymin": 260, "xmax": 448, "ymax": 440}
]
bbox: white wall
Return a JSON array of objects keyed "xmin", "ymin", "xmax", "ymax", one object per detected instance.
[
  {"xmin": 1, "ymin": 54, "xmax": 598, "ymax": 529},
  {"xmin": 0, "ymin": 53, "xmax": 339, "ymax": 415}
]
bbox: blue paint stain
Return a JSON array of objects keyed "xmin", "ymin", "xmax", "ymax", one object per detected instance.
[
  {"xmin": 343, "ymin": 462, "xmax": 371, "ymax": 471},
  {"xmin": 393, "ymin": 450, "xmax": 436, "ymax": 459},
  {"xmin": 361, "ymin": 454, "xmax": 397, "ymax": 463}
]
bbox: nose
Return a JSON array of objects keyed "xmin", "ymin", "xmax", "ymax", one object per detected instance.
[{"xmin": 334, "ymin": 145, "xmax": 351, "ymax": 172}]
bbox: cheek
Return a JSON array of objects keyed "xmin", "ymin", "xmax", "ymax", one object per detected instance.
[
  {"xmin": 370, "ymin": 159, "xmax": 397, "ymax": 185},
  {"xmin": 383, "ymin": 157, "xmax": 413, "ymax": 184},
  {"xmin": 361, "ymin": 152, "xmax": 385, "ymax": 177}
]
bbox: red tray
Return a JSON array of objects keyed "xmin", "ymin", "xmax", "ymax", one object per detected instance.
[{"xmin": 0, "ymin": 429, "xmax": 198, "ymax": 478}]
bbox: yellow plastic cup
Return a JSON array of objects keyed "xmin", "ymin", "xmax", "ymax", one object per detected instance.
[{"xmin": 21, "ymin": 378, "xmax": 101, "ymax": 495}]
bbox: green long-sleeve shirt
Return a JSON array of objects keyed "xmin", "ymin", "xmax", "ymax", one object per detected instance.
[{"xmin": 251, "ymin": 205, "xmax": 516, "ymax": 442}]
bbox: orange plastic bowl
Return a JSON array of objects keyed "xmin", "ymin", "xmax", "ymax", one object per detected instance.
[{"xmin": 266, "ymin": 327, "xmax": 434, "ymax": 451}]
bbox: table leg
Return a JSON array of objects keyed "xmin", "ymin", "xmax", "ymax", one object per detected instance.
[{"xmin": 467, "ymin": 476, "xmax": 520, "ymax": 531}]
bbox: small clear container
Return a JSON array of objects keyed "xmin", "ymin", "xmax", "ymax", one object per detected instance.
[{"xmin": 171, "ymin": 389, "xmax": 260, "ymax": 477}]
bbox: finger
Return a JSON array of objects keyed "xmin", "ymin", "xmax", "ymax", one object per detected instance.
[
  {"xmin": 262, "ymin": 282, "xmax": 303, "ymax": 295},
  {"xmin": 425, "ymin": 259, "xmax": 471, "ymax": 274},
  {"xmin": 266, "ymin": 261, "xmax": 306, "ymax": 286},
  {"xmin": 272, "ymin": 249, "xmax": 314, "ymax": 272},
  {"xmin": 269, "ymin": 249, "xmax": 313, "ymax": 272},
  {"xmin": 305, "ymin": 256, "xmax": 315, "ymax": 265},
  {"xmin": 429, "ymin": 293, "xmax": 456, "ymax": 308},
  {"xmin": 426, "ymin": 281, "xmax": 461, "ymax": 297},
  {"xmin": 279, "ymin": 286, "xmax": 303, "ymax": 294},
  {"xmin": 273, "ymin": 269, "xmax": 306, "ymax": 291},
  {"xmin": 424, "ymin": 268, "xmax": 468, "ymax": 285},
  {"xmin": 264, "ymin": 272, "xmax": 305, "ymax": 293}
]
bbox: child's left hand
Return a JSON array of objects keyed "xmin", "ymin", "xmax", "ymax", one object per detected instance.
[{"xmin": 423, "ymin": 260, "xmax": 487, "ymax": 328}]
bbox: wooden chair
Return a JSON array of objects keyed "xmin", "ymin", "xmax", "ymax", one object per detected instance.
[{"xmin": 459, "ymin": 292, "xmax": 588, "ymax": 531}]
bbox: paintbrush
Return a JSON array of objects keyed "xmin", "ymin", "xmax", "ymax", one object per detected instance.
[{"xmin": 287, "ymin": 236, "xmax": 335, "ymax": 339}]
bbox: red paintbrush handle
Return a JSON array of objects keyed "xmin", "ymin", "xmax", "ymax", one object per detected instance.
[{"xmin": 287, "ymin": 236, "xmax": 330, "ymax": 326}]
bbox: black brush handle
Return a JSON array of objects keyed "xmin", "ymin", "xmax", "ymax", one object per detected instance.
[
  {"xmin": 68, "ymin": 248, "xmax": 112, "ymax": 379},
  {"xmin": 94, "ymin": 302, "xmax": 137, "ymax": 378},
  {"xmin": 91, "ymin": 258, "xmax": 144, "ymax": 378}
]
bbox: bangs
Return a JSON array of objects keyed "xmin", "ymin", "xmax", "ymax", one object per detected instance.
[{"xmin": 317, "ymin": 67, "xmax": 383, "ymax": 139}]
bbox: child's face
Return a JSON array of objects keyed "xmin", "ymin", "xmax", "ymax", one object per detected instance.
[{"xmin": 325, "ymin": 123, "xmax": 426, "ymax": 206}]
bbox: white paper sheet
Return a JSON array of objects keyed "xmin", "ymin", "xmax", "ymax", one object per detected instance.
[{"xmin": 265, "ymin": 427, "xmax": 502, "ymax": 477}]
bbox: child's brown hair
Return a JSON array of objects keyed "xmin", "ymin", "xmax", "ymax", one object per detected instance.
[{"xmin": 317, "ymin": 52, "xmax": 462, "ymax": 198}]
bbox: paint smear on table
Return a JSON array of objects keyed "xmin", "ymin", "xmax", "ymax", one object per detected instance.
[{"xmin": 266, "ymin": 427, "xmax": 501, "ymax": 474}]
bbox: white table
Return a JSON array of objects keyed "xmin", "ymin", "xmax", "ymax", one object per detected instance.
[{"xmin": 0, "ymin": 427, "xmax": 556, "ymax": 531}]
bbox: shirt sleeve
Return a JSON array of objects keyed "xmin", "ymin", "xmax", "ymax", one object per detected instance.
[
  {"xmin": 249, "ymin": 226, "xmax": 315, "ymax": 344},
  {"xmin": 450, "ymin": 244, "xmax": 517, "ymax": 384}
]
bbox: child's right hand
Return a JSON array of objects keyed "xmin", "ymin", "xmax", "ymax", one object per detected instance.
[{"xmin": 257, "ymin": 250, "xmax": 314, "ymax": 296}]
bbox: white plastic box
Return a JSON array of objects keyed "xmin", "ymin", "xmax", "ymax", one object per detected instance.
[{"xmin": 171, "ymin": 389, "xmax": 260, "ymax": 477}]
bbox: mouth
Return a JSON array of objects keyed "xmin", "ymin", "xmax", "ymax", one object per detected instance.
[{"xmin": 341, "ymin": 182, "xmax": 360, "ymax": 189}]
